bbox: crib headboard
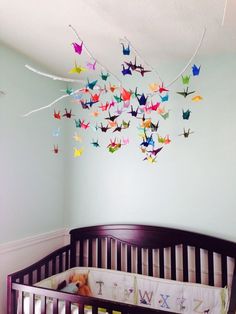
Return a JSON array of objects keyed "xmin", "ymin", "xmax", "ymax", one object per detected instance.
[{"xmin": 70, "ymin": 224, "xmax": 236, "ymax": 310}]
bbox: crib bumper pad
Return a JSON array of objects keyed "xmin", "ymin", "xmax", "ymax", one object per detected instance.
[{"xmin": 25, "ymin": 267, "xmax": 228, "ymax": 314}]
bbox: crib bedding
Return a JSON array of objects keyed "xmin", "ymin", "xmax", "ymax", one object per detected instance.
[{"xmin": 21, "ymin": 267, "xmax": 229, "ymax": 314}]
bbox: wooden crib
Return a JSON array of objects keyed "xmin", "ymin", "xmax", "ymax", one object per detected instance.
[{"xmin": 7, "ymin": 224, "xmax": 236, "ymax": 313}]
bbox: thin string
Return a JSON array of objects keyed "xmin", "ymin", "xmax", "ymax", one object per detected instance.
[
  {"xmin": 122, "ymin": 36, "xmax": 163, "ymax": 83},
  {"xmin": 69, "ymin": 24, "xmax": 122, "ymax": 85},
  {"xmin": 221, "ymin": 0, "xmax": 228, "ymax": 26},
  {"xmin": 166, "ymin": 27, "xmax": 206, "ymax": 88}
]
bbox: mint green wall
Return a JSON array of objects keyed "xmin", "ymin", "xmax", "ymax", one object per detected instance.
[
  {"xmin": 65, "ymin": 55, "xmax": 236, "ymax": 242},
  {"xmin": 0, "ymin": 43, "xmax": 66, "ymax": 243},
  {"xmin": 1, "ymin": 42, "xmax": 235, "ymax": 244}
]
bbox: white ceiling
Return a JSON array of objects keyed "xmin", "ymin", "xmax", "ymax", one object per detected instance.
[{"xmin": 0, "ymin": 0, "xmax": 235, "ymax": 79}]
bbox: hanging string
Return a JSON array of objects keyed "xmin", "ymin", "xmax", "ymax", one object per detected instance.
[
  {"xmin": 121, "ymin": 36, "xmax": 163, "ymax": 83},
  {"xmin": 166, "ymin": 27, "xmax": 206, "ymax": 88},
  {"xmin": 25, "ymin": 64, "xmax": 85, "ymax": 83},
  {"xmin": 221, "ymin": 0, "xmax": 228, "ymax": 26},
  {"xmin": 69, "ymin": 24, "xmax": 122, "ymax": 85}
]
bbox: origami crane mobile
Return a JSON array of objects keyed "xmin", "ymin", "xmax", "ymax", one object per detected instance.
[
  {"xmin": 86, "ymin": 60, "xmax": 97, "ymax": 71},
  {"xmin": 52, "ymin": 127, "xmax": 60, "ymax": 137},
  {"xmin": 128, "ymin": 106, "xmax": 139, "ymax": 117},
  {"xmin": 73, "ymin": 147, "xmax": 83, "ymax": 157},
  {"xmin": 72, "ymin": 42, "xmax": 83, "ymax": 55},
  {"xmin": 105, "ymin": 112, "xmax": 119, "ymax": 122},
  {"xmin": 150, "ymin": 121, "xmax": 159, "ymax": 132},
  {"xmin": 100, "ymin": 72, "xmax": 109, "ymax": 81},
  {"xmin": 182, "ymin": 75, "xmax": 190, "ymax": 85},
  {"xmin": 46, "ymin": 27, "xmax": 204, "ymax": 165},
  {"xmin": 54, "ymin": 110, "xmax": 61, "ymax": 120},
  {"xmin": 99, "ymin": 123, "xmax": 110, "ymax": 133},
  {"xmin": 121, "ymin": 43, "xmax": 130, "ymax": 55},
  {"xmin": 125, "ymin": 57, "xmax": 143, "ymax": 71},
  {"xmin": 73, "ymin": 133, "xmax": 82, "ymax": 142},
  {"xmin": 86, "ymin": 79, "xmax": 98, "ymax": 90},
  {"xmin": 91, "ymin": 140, "xmax": 100, "ymax": 147},
  {"xmin": 107, "ymin": 139, "xmax": 122, "ymax": 153},
  {"xmin": 176, "ymin": 87, "xmax": 195, "ymax": 98},
  {"xmin": 179, "ymin": 128, "xmax": 194, "ymax": 138},
  {"xmin": 53, "ymin": 145, "xmax": 59, "ymax": 154},
  {"xmin": 63, "ymin": 109, "xmax": 74, "ymax": 118},
  {"xmin": 192, "ymin": 95, "xmax": 203, "ymax": 102},
  {"xmin": 69, "ymin": 61, "xmax": 86, "ymax": 75},
  {"xmin": 143, "ymin": 154, "xmax": 157, "ymax": 163},
  {"xmin": 182, "ymin": 109, "xmax": 191, "ymax": 120},
  {"xmin": 121, "ymin": 64, "xmax": 132, "ymax": 76},
  {"xmin": 192, "ymin": 64, "xmax": 201, "ymax": 76}
]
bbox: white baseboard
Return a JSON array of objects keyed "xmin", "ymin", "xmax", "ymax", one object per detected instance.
[{"xmin": 0, "ymin": 228, "xmax": 68, "ymax": 255}]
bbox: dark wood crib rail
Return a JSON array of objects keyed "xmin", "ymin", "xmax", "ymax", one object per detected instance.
[
  {"xmin": 7, "ymin": 224, "xmax": 236, "ymax": 314},
  {"xmin": 7, "ymin": 245, "xmax": 71, "ymax": 314},
  {"xmin": 10, "ymin": 283, "xmax": 173, "ymax": 314}
]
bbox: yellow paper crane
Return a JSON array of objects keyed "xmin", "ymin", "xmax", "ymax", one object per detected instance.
[
  {"xmin": 73, "ymin": 147, "xmax": 83, "ymax": 157},
  {"xmin": 69, "ymin": 61, "xmax": 86, "ymax": 75}
]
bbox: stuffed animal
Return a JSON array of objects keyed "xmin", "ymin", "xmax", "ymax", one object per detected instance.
[{"xmin": 69, "ymin": 273, "xmax": 92, "ymax": 296}]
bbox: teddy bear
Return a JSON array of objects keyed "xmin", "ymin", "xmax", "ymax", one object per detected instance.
[{"xmin": 69, "ymin": 273, "xmax": 92, "ymax": 296}]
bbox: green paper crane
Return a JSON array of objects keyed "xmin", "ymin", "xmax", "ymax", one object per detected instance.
[{"xmin": 182, "ymin": 75, "xmax": 190, "ymax": 85}]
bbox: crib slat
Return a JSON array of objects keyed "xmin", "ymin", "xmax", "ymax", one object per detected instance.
[
  {"xmin": 127, "ymin": 245, "xmax": 131, "ymax": 273},
  {"xmin": 208, "ymin": 250, "xmax": 214, "ymax": 286},
  {"xmin": 29, "ymin": 271, "xmax": 33, "ymax": 285},
  {"xmin": 45, "ymin": 262, "xmax": 49, "ymax": 278},
  {"xmin": 195, "ymin": 247, "xmax": 201, "ymax": 283},
  {"xmin": 137, "ymin": 247, "xmax": 142, "ymax": 274},
  {"xmin": 18, "ymin": 291, "xmax": 23, "ymax": 314},
  {"xmin": 65, "ymin": 249, "xmax": 69, "ymax": 270},
  {"xmin": 41, "ymin": 296, "xmax": 46, "ymax": 314},
  {"xmin": 80, "ymin": 240, "xmax": 84, "ymax": 266},
  {"xmin": 52, "ymin": 256, "xmax": 56, "ymax": 275},
  {"xmin": 97, "ymin": 238, "xmax": 102, "ymax": 268},
  {"xmin": 117, "ymin": 241, "xmax": 121, "ymax": 271},
  {"xmin": 79, "ymin": 303, "xmax": 85, "ymax": 314},
  {"xmin": 221, "ymin": 255, "xmax": 228, "ymax": 287},
  {"xmin": 183, "ymin": 245, "xmax": 189, "ymax": 282},
  {"xmin": 59, "ymin": 252, "xmax": 63, "ymax": 272},
  {"xmin": 159, "ymin": 247, "xmax": 164, "ymax": 278},
  {"xmin": 107, "ymin": 237, "xmax": 111, "ymax": 269},
  {"xmin": 65, "ymin": 301, "xmax": 71, "ymax": 314},
  {"xmin": 171, "ymin": 245, "xmax": 176, "ymax": 280},
  {"xmin": 88, "ymin": 238, "xmax": 93, "ymax": 267},
  {"xmin": 37, "ymin": 266, "xmax": 41, "ymax": 282},
  {"xmin": 53, "ymin": 298, "xmax": 58, "ymax": 313},
  {"xmin": 92, "ymin": 306, "xmax": 98, "ymax": 314},
  {"xmin": 29, "ymin": 293, "xmax": 35, "ymax": 314},
  {"xmin": 148, "ymin": 248, "xmax": 153, "ymax": 276}
]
